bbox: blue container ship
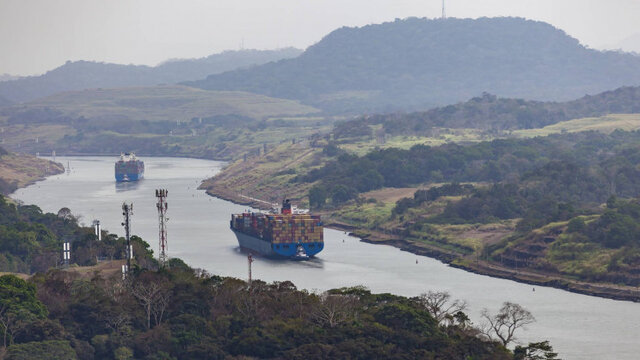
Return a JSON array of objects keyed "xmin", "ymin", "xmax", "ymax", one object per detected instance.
[
  {"xmin": 230, "ymin": 200, "xmax": 324, "ymax": 260},
  {"xmin": 115, "ymin": 153, "xmax": 144, "ymax": 182}
]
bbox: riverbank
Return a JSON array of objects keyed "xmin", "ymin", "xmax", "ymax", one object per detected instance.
[
  {"xmin": 0, "ymin": 151, "xmax": 64, "ymax": 195},
  {"xmin": 333, "ymin": 222, "xmax": 640, "ymax": 303},
  {"xmin": 207, "ymin": 187, "xmax": 640, "ymax": 302}
]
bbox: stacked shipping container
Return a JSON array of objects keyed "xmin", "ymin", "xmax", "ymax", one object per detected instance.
[{"xmin": 231, "ymin": 212, "xmax": 323, "ymax": 244}]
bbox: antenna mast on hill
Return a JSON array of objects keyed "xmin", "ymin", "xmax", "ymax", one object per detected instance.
[
  {"xmin": 442, "ymin": 0, "xmax": 446, "ymax": 19},
  {"xmin": 156, "ymin": 189, "xmax": 169, "ymax": 267},
  {"xmin": 248, "ymin": 254, "xmax": 254, "ymax": 286},
  {"xmin": 122, "ymin": 202, "xmax": 133, "ymax": 275}
]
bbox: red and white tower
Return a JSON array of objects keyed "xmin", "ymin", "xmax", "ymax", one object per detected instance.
[{"xmin": 156, "ymin": 189, "xmax": 169, "ymax": 266}]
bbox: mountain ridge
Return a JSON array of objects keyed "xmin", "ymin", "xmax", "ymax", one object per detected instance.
[
  {"xmin": 0, "ymin": 48, "xmax": 302, "ymax": 103},
  {"xmin": 186, "ymin": 17, "xmax": 640, "ymax": 114}
]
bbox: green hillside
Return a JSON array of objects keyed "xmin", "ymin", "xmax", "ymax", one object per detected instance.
[{"xmin": 187, "ymin": 17, "xmax": 640, "ymax": 114}]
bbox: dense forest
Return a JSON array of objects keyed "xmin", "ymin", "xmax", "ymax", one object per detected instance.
[
  {"xmin": 188, "ymin": 17, "xmax": 640, "ymax": 113},
  {"xmin": 0, "ymin": 196, "xmax": 557, "ymax": 359},
  {"xmin": 0, "ymin": 195, "xmax": 151, "ymax": 273},
  {"xmin": 332, "ymin": 87, "xmax": 640, "ymax": 137},
  {"xmin": 0, "ymin": 48, "xmax": 302, "ymax": 104},
  {"xmin": 0, "ymin": 267, "xmax": 559, "ymax": 360},
  {"xmin": 303, "ymin": 131, "xmax": 640, "ymax": 208}
]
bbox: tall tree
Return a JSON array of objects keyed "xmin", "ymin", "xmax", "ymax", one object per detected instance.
[{"xmin": 481, "ymin": 302, "xmax": 535, "ymax": 347}]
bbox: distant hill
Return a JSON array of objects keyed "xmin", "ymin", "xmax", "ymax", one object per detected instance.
[
  {"xmin": 604, "ymin": 33, "xmax": 640, "ymax": 54},
  {"xmin": 334, "ymin": 86, "xmax": 640, "ymax": 137},
  {"xmin": 0, "ymin": 95, "xmax": 12, "ymax": 107},
  {"xmin": 4, "ymin": 85, "xmax": 318, "ymax": 123},
  {"xmin": 0, "ymin": 85, "xmax": 322, "ymax": 160},
  {"xmin": 0, "ymin": 48, "xmax": 302, "ymax": 103},
  {"xmin": 0, "ymin": 74, "xmax": 21, "ymax": 82},
  {"xmin": 186, "ymin": 17, "xmax": 640, "ymax": 114}
]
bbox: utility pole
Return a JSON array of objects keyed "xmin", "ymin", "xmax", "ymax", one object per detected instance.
[
  {"xmin": 248, "ymin": 254, "xmax": 254, "ymax": 286},
  {"xmin": 156, "ymin": 189, "xmax": 169, "ymax": 267},
  {"xmin": 122, "ymin": 202, "xmax": 133, "ymax": 275}
]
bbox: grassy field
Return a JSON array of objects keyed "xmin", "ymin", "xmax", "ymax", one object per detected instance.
[
  {"xmin": 513, "ymin": 114, "xmax": 640, "ymax": 137},
  {"xmin": 339, "ymin": 128, "xmax": 488, "ymax": 156},
  {"xmin": 25, "ymin": 85, "xmax": 319, "ymax": 121},
  {"xmin": 338, "ymin": 114, "xmax": 640, "ymax": 156},
  {"xmin": 200, "ymin": 142, "xmax": 325, "ymax": 207}
]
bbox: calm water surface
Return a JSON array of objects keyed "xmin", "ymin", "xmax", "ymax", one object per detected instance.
[{"xmin": 11, "ymin": 156, "xmax": 640, "ymax": 360}]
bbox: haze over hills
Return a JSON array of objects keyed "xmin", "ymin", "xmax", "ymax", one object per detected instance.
[
  {"xmin": 604, "ymin": 33, "xmax": 640, "ymax": 54},
  {"xmin": 0, "ymin": 74, "xmax": 21, "ymax": 82},
  {"xmin": 0, "ymin": 95, "xmax": 12, "ymax": 107},
  {"xmin": 186, "ymin": 17, "xmax": 640, "ymax": 114},
  {"xmin": 4, "ymin": 85, "xmax": 318, "ymax": 123},
  {"xmin": 0, "ymin": 48, "xmax": 302, "ymax": 104}
]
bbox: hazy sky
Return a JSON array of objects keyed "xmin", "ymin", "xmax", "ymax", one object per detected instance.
[{"xmin": 2, "ymin": 0, "xmax": 640, "ymax": 76}]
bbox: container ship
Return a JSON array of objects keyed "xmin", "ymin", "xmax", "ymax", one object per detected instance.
[
  {"xmin": 115, "ymin": 153, "xmax": 144, "ymax": 182},
  {"xmin": 230, "ymin": 199, "xmax": 324, "ymax": 259}
]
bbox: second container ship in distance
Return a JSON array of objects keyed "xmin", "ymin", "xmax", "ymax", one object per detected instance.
[
  {"xmin": 115, "ymin": 152, "xmax": 145, "ymax": 182},
  {"xmin": 230, "ymin": 199, "xmax": 324, "ymax": 260}
]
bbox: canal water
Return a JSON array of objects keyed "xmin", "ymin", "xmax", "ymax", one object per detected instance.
[{"xmin": 11, "ymin": 156, "xmax": 640, "ymax": 360}]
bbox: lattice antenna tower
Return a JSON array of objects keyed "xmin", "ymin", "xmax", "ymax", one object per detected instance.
[
  {"xmin": 121, "ymin": 202, "xmax": 134, "ymax": 275},
  {"xmin": 156, "ymin": 189, "xmax": 169, "ymax": 266},
  {"xmin": 248, "ymin": 254, "xmax": 254, "ymax": 286},
  {"xmin": 442, "ymin": 0, "xmax": 446, "ymax": 19}
]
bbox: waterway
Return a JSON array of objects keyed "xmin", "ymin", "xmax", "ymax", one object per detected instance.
[{"xmin": 11, "ymin": 156, "xmax": 640, "ymax": 360}]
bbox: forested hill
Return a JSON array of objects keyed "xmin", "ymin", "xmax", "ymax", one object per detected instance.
[
  {"xmin": 0, "ymin": 48, "xmax": 301, "ymax": 103},
  {"xmin": 334, "ymin": 86, "xmax": 640, "ymax": 137},
  {"xmin": 186, "ymin": 17, "xmax": 640, "ymax": 114}
]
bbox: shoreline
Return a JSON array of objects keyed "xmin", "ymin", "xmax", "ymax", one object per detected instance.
[
  {"xmin": 208, "ymin": 188, "xmax": 640, "ymax": 303},
  {"xmin": 329, "ymin": 222, "xmax": 640, "ymax": 303},
  {"xmin": 1, "ymin": 154, "xmax": 65, "ymax": 196}
]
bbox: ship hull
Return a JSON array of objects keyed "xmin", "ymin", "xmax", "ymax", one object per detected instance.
[
  {"xmin": 231, "ymin": 228, "xmax": 323, "ymax": 259},
  {"xmin": 115, "ymin": 171, "xmax": 144, "ymax": 182}
]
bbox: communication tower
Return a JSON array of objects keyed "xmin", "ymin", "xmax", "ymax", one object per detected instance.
[
  {"xmin": 121, "ymin": 202, "xmax": 134, "ymax": 275},
  {"xmin": 155, "ymin": 189, "xmax": 169, "ymax": 266},
  {"xmin": 248, "ymin": 254, "xmax": 254, "ymax": 286},
  {"xmin": 442, "ymin": 0, "xmax": 446, "ymax": 19}
]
